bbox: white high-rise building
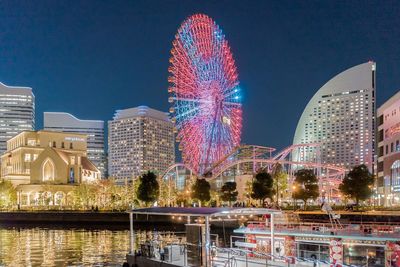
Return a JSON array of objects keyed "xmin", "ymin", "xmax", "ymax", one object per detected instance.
[
  {"xmin": 0, "ymin": 82, "xmax": 35, "ymax": 154},
  {"xmin": 293, "ymin": 62, "xmax": 376, "ymax": 172},
  {"xmin": 108, "ymin": 106, "xmax": 175, "ymax": 181},
  {"xmin": 43, "ymin": 112, "xmax": 107, "ymax": 177}
]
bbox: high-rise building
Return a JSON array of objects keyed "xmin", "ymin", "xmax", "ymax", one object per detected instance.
[
  {"xmin": 0, "ymin": 82, "xmax": 35, "ymax": 154},
  {"xmin": 376, "ymin": 91, "xmax": 400, "ymax": 206},
  {"xmin": 43, "ymin": 112, "xmax": 107, "ymax": 177},
  {"xmin": 108, "ymin": 106, "xmax": 175, "ymax": 182},
  {"xmin": 293, "ymin": 62, "xmax": 376, "ymax": 172}
]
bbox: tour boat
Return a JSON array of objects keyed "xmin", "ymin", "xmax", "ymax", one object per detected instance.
[{"xmin": 125, "ymin": 207, "xmax": 400, "ymax": 267}]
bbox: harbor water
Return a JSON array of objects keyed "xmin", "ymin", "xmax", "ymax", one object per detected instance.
[{"xmin": 0, "ymin": 225, "xmax": 182, "ymax": 267}]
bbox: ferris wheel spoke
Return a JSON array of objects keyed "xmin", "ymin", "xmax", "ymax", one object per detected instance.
[
  {"xmin": 222, "ymin": 101, "xmax": 242, "ymax": 107},
  {"xmin": 169, "ymin": 14, "xmax": 242, "ymax": 174},
  {"xmin": 171, "ymin": 97, "xmax": 200, "ymax": 103},
  {"xmin": 174, "ymin": 109, "xmax": 199, "ymax": 123}
]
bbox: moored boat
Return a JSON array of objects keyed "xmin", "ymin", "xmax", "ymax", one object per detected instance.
[{"xmin": 124, "ymin": 207, "xmax": 400, "ymax": 267}]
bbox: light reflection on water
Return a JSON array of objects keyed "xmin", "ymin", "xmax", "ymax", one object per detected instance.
[{"xmin": 0, "ymin": 226, "xmax": 179, "ymax": 267}]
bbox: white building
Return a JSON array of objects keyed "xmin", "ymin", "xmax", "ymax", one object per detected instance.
[
  {"xmin": 43, "ymin": 112, "xmax": 107, "ymax": 177},
  {"xmin": 376, "ymin": 91, "xmax": 400, "ymax": 206},
  {"xmin": 0, "ymin": 82, "xmax": 35, "ymax": 154},
  {"xmin": 293, "ymin": 62, "xmax": 376, "ymax": 172},
  {"xmin": 108, "ymin": 106, "xmax": 175, "ymax": 182}
]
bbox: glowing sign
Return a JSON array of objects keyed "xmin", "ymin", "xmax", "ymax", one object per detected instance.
[{"xmin": 65, "ymin": 137, "xmax": 85, "ymax": 142}]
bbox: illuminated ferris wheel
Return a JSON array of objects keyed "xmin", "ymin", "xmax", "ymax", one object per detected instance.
[{"xmin": 168, "ymin": 14, "xmax": 242, "ymax": 174}]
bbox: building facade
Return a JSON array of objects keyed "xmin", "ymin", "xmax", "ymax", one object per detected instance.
[
  {"xmin": 377, "ymin": 91, "xmax": 400, "ymax": 206},
  {"xmin": 0, "ymin": 131, "xmax": 100, "ymax": 206},
  {"xmin": 43, "ymin": 112, "xmax": 107, "ymax": 177},
  {"xmin": 0, "ymin": 82, "xmax": 35, "ymax": 154},
  {"xmin": 293, "ymin": 62, "xmax": 376, "ymax": 172},
  {"xmin": 108, "ymin": 106, "xmax": 175, "ymax": 182}
]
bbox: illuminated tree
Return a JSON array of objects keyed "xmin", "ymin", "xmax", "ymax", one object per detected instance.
[
  {"xmin": 210, "ymin": 190, "xmax": 220, "ymax": 207},
  {"xmin": 95, "ymin": 179, "xmax": 119, "ymax": 210},
  {"xmin": 271, "ymin": 163, "xmax": 288, "ymax": 204},
  {"xmin": 158, "ymin": 178, "xmax": 178, "ymax": 206},
  {"xmin": 176, "ymin": 183, "xmax": 193, "ymax": 207},
  {"xmin": 0, "ymin": 179, "xmax": 16, "ymax": 208},
  {"xmin": 72, "ymin": 183, "xmax": 96, "ymax": 209},
  {"xmin": 121, "ymin": 178, "xmax": 140, "ymax": 209},
  {"xmin": 244, "ymin": 180, "xmax": 253, "ymax": 205}
]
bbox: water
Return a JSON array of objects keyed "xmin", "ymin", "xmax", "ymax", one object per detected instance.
[{"xmin": 0, "ymin": 226, "xmax": 183, "ymax": 267}]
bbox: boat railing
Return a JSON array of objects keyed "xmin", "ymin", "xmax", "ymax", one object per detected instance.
[
  {"xmin": 211, "ymin": 246, "xmax": 357, "ymax": 267},
  {"xmin": 133, "ymin": 233, "xmax": 219, "ymax": 267},
  {"xmin": 227, "ymin": 237, "xmax": 360, "ymax": 267},
  {"xmin": 244, "ymin": 221, "xmax": 400, "ymax": 237},
  {"xmin": 212, "ymin": 246, "xmax": 295, "ymax": 267},
  {"xmin": 136, "ymin": 241, "xmax": 191, "ymax": 266}
]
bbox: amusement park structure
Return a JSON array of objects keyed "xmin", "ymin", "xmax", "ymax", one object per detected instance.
[{"xmin": 162, "ymin": 143, "xmax": 346, "ymax": 202}]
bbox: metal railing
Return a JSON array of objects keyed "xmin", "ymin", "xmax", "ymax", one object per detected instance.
[
  {"xmin": 135, "ymin": 239, "xmax": 363, "ymax": 267},
  {"xmin": 212, "ymin": 247, "xmax": 360, "ymax": 267},
  {"xmin": 243, "ymin": 221, "xmax": 400, "ymax": 238}
]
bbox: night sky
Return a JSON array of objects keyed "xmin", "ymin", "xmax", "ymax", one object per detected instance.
[{"xmin": 1, "ymin": 1, "xmax": 400, "ymax": 152}]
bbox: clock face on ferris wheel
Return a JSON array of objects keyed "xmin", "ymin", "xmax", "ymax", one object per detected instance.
[{"xmin": 168, "ymin": 14, "xmax": 242, "ymax": 174}]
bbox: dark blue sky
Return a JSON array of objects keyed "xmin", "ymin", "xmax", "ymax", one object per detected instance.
[{"xmin": 0, "ymin": 1, "xmax": 399, "ymax": 151}]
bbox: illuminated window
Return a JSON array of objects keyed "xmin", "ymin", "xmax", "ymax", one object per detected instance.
[
  {"xmin": 391, "ymin": 160, "xmax": 400, "ymax": 187},
  {"xmin": 27, "ymin": 139, "xmax": 36, "ymax": 146},
  {"xmin": 42, "ymin": 158, "xmax": 55, "ymax": 182}
]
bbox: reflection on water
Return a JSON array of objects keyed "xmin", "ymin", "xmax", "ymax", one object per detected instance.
[{"xmin": 0, "ymin": 226, "xmax": 180, "ymax": 267}]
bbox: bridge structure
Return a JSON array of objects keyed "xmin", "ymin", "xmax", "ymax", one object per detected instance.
[{"xmin": 161, "ymin": 143, "xmax": 346, "ymax": 202}]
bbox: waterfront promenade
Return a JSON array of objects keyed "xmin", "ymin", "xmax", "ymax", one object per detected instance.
[{"xmin": 1, "ymin": 209, "xmax": 400, "ymax": 225}]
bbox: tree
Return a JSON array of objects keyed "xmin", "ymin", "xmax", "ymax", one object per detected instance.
[
  {"xmin": 191, "ymin": 178, "xmax": 211, "ymax": 206},
  {"xmin": 0, "ymin": 179, "xmax": 16, "ymax": 208},
  {"xmin": 176, "ymin": 183, "xmax": 193, "ymax": 207},
  {"xmin": 292, "ymin": 169, "xmax": 319, "ymax": 210},
  {"xmin": 339, "ymin": 164, "xmax": 374, "ymax": 207},
  {"xmin": 244, "ymin": 180, "xmax": 253, "ymax": 205},
  {"xmin": 251, "ymin": 170, "xmax": 274, "ymax": 206},
  {"xmin": 210, "ymin": 190, "xmax": 220, "ymax": 207},
  {"xmin": 121, "ymin": 178, "xmax": 140, "ymax": 209},
  {"xmin": 158, "ymin": 178, "xmax": 178, "ymax": 207},
  {"xmin": 95, "ymin": 179, "xmax": 119, "ymax": 210},
  {"xmin": 220, "ymin": 181, "xmax": 238, "ymax": 206},
  {"xmin": 72, "ymin": 183, "xmax": 96, "ymax": 209},
  {"xmin": 136, "ymin": 171, "xmax": 160, "ymax": 206},
  {"xmin": 271, "ymin": 163, "xmax": 288, "ymax": 204}
]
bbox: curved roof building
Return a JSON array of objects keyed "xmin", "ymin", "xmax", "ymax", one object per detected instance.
[{"xmin": 293, "ymin": 62, "xmax": 376, "ymax": 172}]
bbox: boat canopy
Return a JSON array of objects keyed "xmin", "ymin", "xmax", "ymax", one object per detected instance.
[{"xmin": 127, "ymin": 207, "xmax": 282, "ymax": 217}]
